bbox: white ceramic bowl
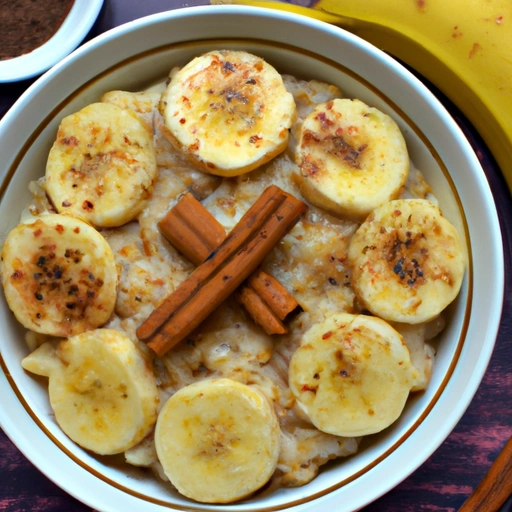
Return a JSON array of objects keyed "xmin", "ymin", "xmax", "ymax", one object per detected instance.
[{"xmin": 0, "ymin": 6, "xmax": 504, "ymax": 512}]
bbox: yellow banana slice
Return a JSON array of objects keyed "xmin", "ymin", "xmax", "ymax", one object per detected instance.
[
  {"xmin": 155, "ymin": 378, "xmax": 280, "ymax": 503},
  {"xmin": 21, "ymin": 329, "xmax": 159, "ymax": 455},
  {"xmin": 45, "ymin": 102, "xmax": 157, "ymax": 228},
  {"xmin": 348, "ymin": 199, "xmax": 466, "ymax": 324},
  {"xmin": 288, "ymin": 313, "xmax": 419, "ymax": 437},
  {"xmin": 100, "ymin": 90, "xmax": 161, "ymax": 116},
  {"xmin": 296, "ymin": 98, "xmax": 409, "ymax": 219},
  {"xmin": 1, "ymin": 214, "xmax": 117, "ymax": 337},
  {"xmin": 160, "ymin": 49, "xmax": 296, "ymax": 177}
]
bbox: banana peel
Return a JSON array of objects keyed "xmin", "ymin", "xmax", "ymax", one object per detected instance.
[{"xmin": 213, "ymin": 0, "xmax": 512, "ymax": 193}]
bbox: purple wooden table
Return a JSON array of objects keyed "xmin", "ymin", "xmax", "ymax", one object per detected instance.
[{"xmin": 1, "ymin": 1, "xmax": 511, "ymax": 510}]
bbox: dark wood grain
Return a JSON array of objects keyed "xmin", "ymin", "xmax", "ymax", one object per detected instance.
[
  {"xmin": 459, "ymin": 436, "xmax": 512, "ymax": 511},
  {"xmin": 1, "ymin": 0, "xmax": 511, "ymax": 510}
]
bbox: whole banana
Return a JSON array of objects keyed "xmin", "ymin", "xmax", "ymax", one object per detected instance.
[{"xmin": 220, "ymin": 0, "xmax": 512, "ymax": 192}]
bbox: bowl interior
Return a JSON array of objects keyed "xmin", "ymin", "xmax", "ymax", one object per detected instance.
[{"xmin": 0, "ymin": 6, "xmax": 501, "ymax": 512}]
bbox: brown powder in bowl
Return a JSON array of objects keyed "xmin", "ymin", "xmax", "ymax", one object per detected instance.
[{"xmin": 0, "ymin": 0, "xmax": 75, "ymax": 61}]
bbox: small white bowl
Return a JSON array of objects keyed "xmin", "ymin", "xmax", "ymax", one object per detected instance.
[
  {"xmin": 0, "ymin": 0, "xmax": 104, "ymax": 83},
  {"xmin": 0, "ymin": 6, "xmax": 504, "ymax": 511}
]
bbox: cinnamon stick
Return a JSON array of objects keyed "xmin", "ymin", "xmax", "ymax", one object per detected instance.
[
  {"xmin": 158, "ymin": 191, "xmax": 225, "ymax": 265},
  {"xmin": 246, "ymin": 272, "xmax": 299, "ymax": 321},
  {"xmin": 459, "ymin": 435, "xmax": 512, "ymax": 512},
  {"xmin": 157, "ymin": 191, "xmax": 301, "ymax": 334},
  {"xmin": 235, "ymin": 286, "xmax": 287, "ymax": 335},
  {"xmin": 137, "ymin": 185, "xmax": 306, "ymax": 356}
]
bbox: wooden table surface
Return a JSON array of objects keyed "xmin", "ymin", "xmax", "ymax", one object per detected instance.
[{"xmin": 1, "ymin": 1, "xmax": 511, "ymax": 510}]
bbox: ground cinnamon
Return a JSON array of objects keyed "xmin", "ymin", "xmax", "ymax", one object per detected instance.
[
  {"xmin": 0, "ymin": 0, "xmax": 75, "ymax": 61},
  {"xmin": 158, "ymin": 191, "xmax": 301, "ymax": 334},
  {"xmin": 137, "ymin": 185, "xmax": 306, "ymax": 356}
]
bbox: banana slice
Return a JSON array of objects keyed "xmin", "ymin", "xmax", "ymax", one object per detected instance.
[
  {"xmin": 296, "ymin": 98, "xmax": 409, "ymax": 219},
  {"xmin": 1, "ymin": 214, "xmax": 117, "ymax": 337},
  {"xmin": 348, "ymin": 198, "xmax": 466, "ymax": 323},
  {"xmin": 160, "ymin": 50, "xmax": 296, "ymax": 177},
  {"xmin": 100, "ymin": 90, "xmax": 161, "ymax": 115},
  {"xmin": 289, "ymin": 313, "xmax": 419, "ymax": 437},
  {"xmin": 155, "ymin": 378, "xmax": 280, "ymax": 503},
  {"xmin": 45, "ymin": 102, "xmax": 157, "ymax": 228},
  {"xmin": 21, "ymin": 329, "xmax": 159, "ymax": 455}
]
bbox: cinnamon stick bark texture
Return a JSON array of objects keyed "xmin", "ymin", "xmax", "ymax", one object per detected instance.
[
  {"xmin": 245, "ymin": 272, "xmax": 299, "ymax": 321},
  {"xmin": 157, "ymin": 190, "xmax": 301, "ymax": 334},
  {"xmin": 235, "ymin": 286, "xmax": 287, "ymax": 335},
  {"xmin": 137, "ymin": 185, "xmax": 307, "ymax": 356},
  {"xmin": 158, "ymin": 191, "xmax": 225, "ymax": 265}
]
